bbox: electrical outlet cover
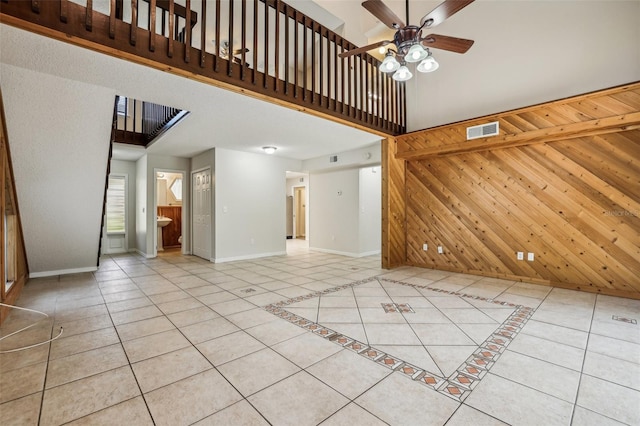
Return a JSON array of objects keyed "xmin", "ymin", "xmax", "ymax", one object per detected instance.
[
  {"xmin": 423, "ymin": 244, "xmax": 428, "ymax": 251},
  {"xmin": 517, "ymin": 252, "xmax": 524, "ymax": 260},
  {"xmin": 438, "ymin": 246, "xmax": 443, "ymax": 254},
  {"xmin": 527, "ymin": 252, "xmax": 535, "ymax": 261}
]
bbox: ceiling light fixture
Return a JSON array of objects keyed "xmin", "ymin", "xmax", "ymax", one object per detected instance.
[
  {"xmin": 262, "ymin": 146, "xmax": 277, "ymax": 154},
  {"xmin": 379, "ymin": 45, "xmax": 438, "ymax": 81}
]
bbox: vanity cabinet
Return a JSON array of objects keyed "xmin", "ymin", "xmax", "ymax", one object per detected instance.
[{"xmin": 157, "ymin": 206, "xmax": 181, "ymax": 248}]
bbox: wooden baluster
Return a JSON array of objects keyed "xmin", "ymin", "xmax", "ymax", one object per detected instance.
[
  {"xmin": 359, "ymin": 57, "xmax": 364, "ymax": 121},
  {"xmin": 252, "ymin": 0, "xmax": 258, "ymax": 84},
  {"xmin": 31, "ymin": 1, "xmax": 39, "ymax": 13},
  {"xmin": 60, "ymin": 0, "xmax": 68, "ymax": 23},
  {"xmin": 200, "ymin": 0, "xmax": 207, "ymax": 68},
  {"xmin": 124, "ymin": 98, "xmax": 128, "ymax": 133},
  {"xmin": 311, "ymin": 22, "xmax": 315, "ymax": 104},
  {"xmin": 86, "ymin": 0, "xmax": 93, "ymax": 31},
  {"xmin": 347, "ymin": 50, "xmax": 352, "ymax": 116},
  {"xmin": 108, "ymin": 0, "xmax": 116, "ymax": 37},
  {"xmin": 294, "ymin": 11, "xmax": 299, "ymax": 98},
  {"xmin": 338, "ymin": 39, "xmax": 344, "ymax": 113},
  {"xmin": 241, "ymin": 0, "xmax": 246, "ymax": 79},
  {"xmin": 184, "ymin": 0, "xmax": 191, "ymax": 63},
  {"xmin": 319, "ymin": 27, "xmax": 323, "ymax": 107},
  {"xmin": 227, "ymin": 0, "xmax": 234, "ymax": 76},
  {"xmin": 274, "ymin": 0, "xmax": 280, "ymax": 92},
  {"xmin": 130, "ymin": 0, "xmax": 137, "ymax": 45},
  {"xmin": 303, "ymin": 16, "xmax": 307, "ymax": 101},
  {"xmin": 333, "ymin": 34, "xmax": 338, "ymax": 112},
  {"xmin": 214, "ymin": 0, "xmax": 220, "ymax": 72},
  {"xmin": 168, "ymin": 0, "xmax": 174, "ymax": 57},
  {"xmin": 263, "ymin": 0, "xmax": 269, "ymax": 89},
  {"xmin": 149, "ymin": 0, "xmax": 156, "ymax": 52},
  {"xmin": 284, "ymin": 2, "xmax": 289, "ymax": 94}
]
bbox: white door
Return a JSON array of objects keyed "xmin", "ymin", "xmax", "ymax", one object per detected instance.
[{"xmin": 192, "ymin": 169, "xmax": 211, "ymax": 260}]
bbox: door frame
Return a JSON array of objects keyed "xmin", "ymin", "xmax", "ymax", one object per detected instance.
[
  {"xmin": 102, "ymin": 172, "xmax": 128, "ymax": 254},
  {"xmin": 153, "ymin": 168, "xmax": 186, "ymax": 257}
]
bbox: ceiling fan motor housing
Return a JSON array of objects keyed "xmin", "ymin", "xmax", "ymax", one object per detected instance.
[{"xmin": 394, "ymin": 26, "xmax": 422, "ymax": 56}]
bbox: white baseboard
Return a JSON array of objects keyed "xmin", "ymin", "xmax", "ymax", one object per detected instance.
[
  {"xmin": 309, "ymin": 247, "xmax": 381, "ymax": 258},
  {"xmin": 131, "ymin": 249, "xmax": 155, "ymax": 259},
  {"xmin": 30, "ymin": 266, "xmax": 98, "ymax": 279},
  {"xmin": 213, "ymin": 251, "xmax": 287, "ymax": 263}
]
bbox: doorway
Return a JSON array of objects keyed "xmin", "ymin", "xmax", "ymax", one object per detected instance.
[
  {"xmin": 294, "ymin": 186, "xmax": 306, "ymax": 239},
  {"xmin": 192, "ymin": 167, "xmax": 212, "ymax": 260},
  {"xmin": 155, "ymin": 169, "xmax": 185, "ymax": 256}
]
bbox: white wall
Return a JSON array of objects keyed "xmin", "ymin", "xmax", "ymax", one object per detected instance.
[
  {"xmin": 1, "ymin": 63, "xmax": 114, "ymax": 276},
  {"xmin": 135, "ymin": 155, "xmax": 148, "ymax": 256},
  {"xmin": 191, "ymin": 148, "xmax": 216, "ymax": 259},
  {"xmin": 309, "ymin": 166, "xmax": 381, "ymax": 257},
  {"xmin": 359, "ymin": 166, "xmax": 381, "ymax": 255},
  {"xmin": 110, "ymin": 159, "xmax": 137, "ymax": 251},
  {"xmin": 302, "ymin": 141, "xmax": 381, "ymax": 173},
  {"xmin": 214, "ymin": 148, "xmax": 300, "ymax": 262},
  {"xmin": 309, "ymin": 168, "xmax": 361, "ymax": 255}
]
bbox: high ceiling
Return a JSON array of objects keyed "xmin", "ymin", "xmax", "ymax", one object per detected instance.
[{"xmin": 1, "ymin": 0, "xmax": 638, "ymax": 162}]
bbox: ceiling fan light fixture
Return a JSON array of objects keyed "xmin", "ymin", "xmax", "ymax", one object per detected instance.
[
  {"xmin": 379, "ymin": 52, "xmax": 400, "ymax": 73},
  {"xmin": 262, "ymin": 146, "xmax": 277, "ymax": 154},
  {"xmin": 417, "ymin": 54, "xmax": 439, "ymax": 73},
  {"xmin": 405, "ymin": 43, "xmax": 428, "ymax": 63},
  {"xmin": 392, "ymin": 64, "xmax": 413, "ymax": 82}
]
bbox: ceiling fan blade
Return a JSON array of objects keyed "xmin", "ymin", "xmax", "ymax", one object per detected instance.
[
  {"xmin": 420, "ymin": 0, "xmax": 475, "ymax": 28},
  {"xmin": 421, "ymin": 34, "xmax": 474, "ymax": 54},
  {"xmin": 362, "ymin": 0, "xmax": 405, "ymax": 29},
  {"xmin": 339, "ymin": 40, "xmax": 391, "ymax": 58}
]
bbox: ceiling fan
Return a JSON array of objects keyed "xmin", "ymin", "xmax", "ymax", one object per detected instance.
[
  {"xmin": 214, "ymin": 40, "xmax": 250, "ymax": 66},
  {"xmin": 339, "ymin": 0, "xmax": 475, "ymax": 81}
]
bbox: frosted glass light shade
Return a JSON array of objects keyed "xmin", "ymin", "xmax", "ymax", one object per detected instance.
[
  {"xmin": 417, "ymin": 56, "xmax": 439, "ymax": 73},
  {"xmin": 379, "ymin": 54, "xmax": 400, "ymax": 73},
  {"xmin": 392, "ymin": 65, "xmax": 413, "ymax": 82},
  {"xmin": 405, "ymin": 44, "xmax": 428, "ymax": 63},
  {"xmin": 262, "ymin": 146, "xmax": 277, "ymax": 154}
]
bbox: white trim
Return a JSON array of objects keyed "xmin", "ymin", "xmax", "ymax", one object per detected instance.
[
  {"xmin": 132, "ymin": 248, "xmax": 155, "ymax": 258},
  {"xmin": 309, "ymin": 247, "xmax": 381, "ymax": 258},
  {"xmin": 213, "ymin": 251, "xmax": 286, "ymax": 263},
  {"xmin": 30, "ymin": 266, "xmax": 98, "ymax": 278}
]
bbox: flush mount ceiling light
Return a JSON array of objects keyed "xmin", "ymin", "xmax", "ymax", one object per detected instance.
[{"xmin": 262, "ymin": 146, "xmax": 277, "ymax": 154}]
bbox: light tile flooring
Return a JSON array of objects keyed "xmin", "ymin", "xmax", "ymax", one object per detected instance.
[{"xmin": 1, "ymin": 242, "xmax": 639, "ymax": 425}]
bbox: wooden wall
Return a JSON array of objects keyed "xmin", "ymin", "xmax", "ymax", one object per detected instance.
[
  {"xmin": 381, "ymin": 138, "xmax": 406, "ymax": 268},
  {"xmin": 392, "ymin": 83, "xmax": 640, "ymax": 299},
  {"xmin": 0, "ymin": 88, "xmax": 29, "ymax": 324}
]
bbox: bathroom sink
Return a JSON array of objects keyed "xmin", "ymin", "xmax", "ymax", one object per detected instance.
[{"xmin": 157, "ymin": 217, "xmax": 172, "ymax": 227}]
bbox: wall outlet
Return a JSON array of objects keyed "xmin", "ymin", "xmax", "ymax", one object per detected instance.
[
  {"xmin": 250, "ymin": 238, "xmax": 255, "ymax": 245},
  {"xmin": 517, "ymin": 251, "xmax": 524, "ymax": 260},
  {"xmin": 437, "ymin": 246, "xmax": 443, "ymax": 254},
  {"xmin": 422, "ymin": 244, "xmax": 428, "ymax": 251},
  {"xmin": 527, "ymin": 252, "xmax": 535, "ymax": 261}
]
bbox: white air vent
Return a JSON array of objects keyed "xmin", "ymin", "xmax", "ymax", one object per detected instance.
[
  {"xmin": 466, "ymin": 121, "xmax": 499, "ymax": 140},
  {"xmin": 329, "ymin": 155, "xmax": 338, "ymax": 163}
]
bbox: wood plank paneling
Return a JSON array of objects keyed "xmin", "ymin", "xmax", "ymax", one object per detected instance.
[
  {"xmin": 397, "ymin": 83, "xmax": 640, "ymax": 299},
  {"xmin": 381, "ymin": 138, "xmax": 406, "ymax": 268}
]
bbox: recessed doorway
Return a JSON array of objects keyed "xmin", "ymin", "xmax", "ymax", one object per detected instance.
[{"xmin": 294, "ymin": 186, "xmax": 306, "ymax": 239}]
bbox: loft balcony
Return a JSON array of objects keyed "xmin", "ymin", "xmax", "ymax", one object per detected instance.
[{"xmin": 0, "ymin": 0, "xmax": 406, "ymax": 135}]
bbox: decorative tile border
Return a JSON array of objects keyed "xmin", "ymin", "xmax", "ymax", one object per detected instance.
[
  {"xmin": 264, "ymin": 276, "xmax": 535, "ymax": 402},
  {"xmin": 381, "ymin": 302, "xmax": 415, "ymax": 313}
]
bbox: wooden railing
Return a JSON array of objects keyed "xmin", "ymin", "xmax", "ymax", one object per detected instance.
[
  {"xmin": 113, "ymin": 96, "xmax": 188, "ymax": 146},
  {"xmin": 0, "ymin": 0, "xmax": 406, "ymax": 135}
]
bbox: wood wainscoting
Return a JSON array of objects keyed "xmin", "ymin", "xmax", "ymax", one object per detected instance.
[
  {"xmin": 392, "ymin": 82, "xmax": 640, "ymax": 299},
  {"xmin": 158, "ymin": 206, "xmax": 182, "ymax": 248}
]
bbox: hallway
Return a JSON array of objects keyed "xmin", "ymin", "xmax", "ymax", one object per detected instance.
[{"xmin": 1, "ymin": 248, "xmax": 638, "ymax": 425}]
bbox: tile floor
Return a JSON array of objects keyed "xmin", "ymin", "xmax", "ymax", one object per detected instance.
[{"xmin": 1, "ymin": 241, "xmax": 639, "ymax": 425}]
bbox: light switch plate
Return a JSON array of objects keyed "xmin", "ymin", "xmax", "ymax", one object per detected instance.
[
  {"xmin": 423, "ymin": 244, "xmax": 428, "ymax": 251},
  {"xmin": 527, "ymin": 252, "xmax": 535, "ymax": 261},
  {"xmin": 517, "ymin": 251, "xmax": 524, "ymax": 260}
]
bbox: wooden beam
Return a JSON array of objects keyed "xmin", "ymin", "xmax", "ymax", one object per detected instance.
[{"xmin": 398, "ymin": 112, "xmax": 640, "ymax": 160}]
